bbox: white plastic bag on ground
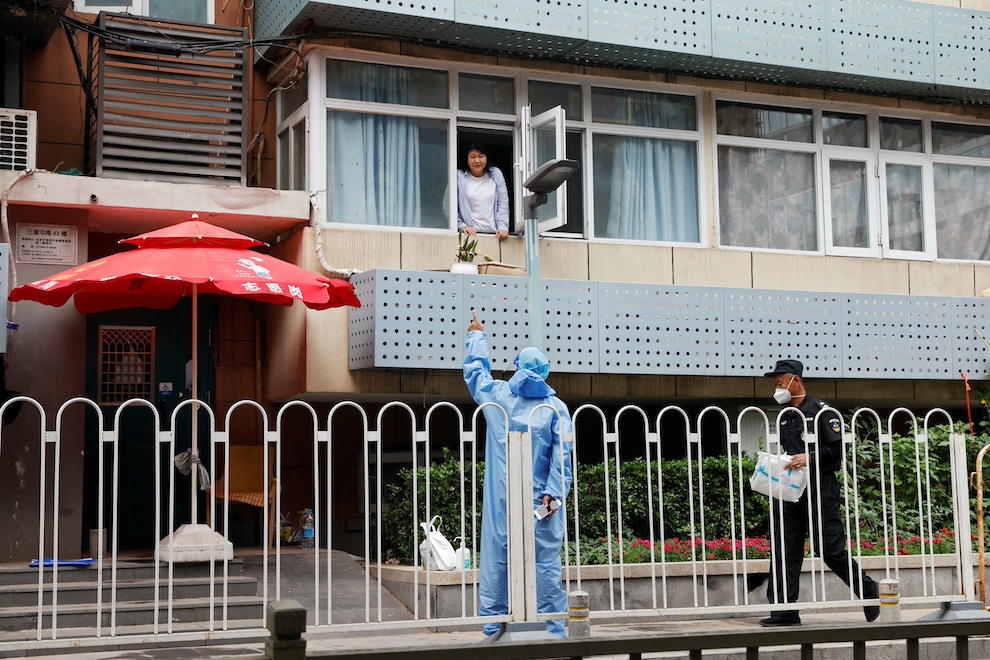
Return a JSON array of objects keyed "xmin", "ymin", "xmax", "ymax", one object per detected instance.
[
  {"xmin": 750, "ymin": 451, "xmax": 808, "ymax": 503},
  {"xmin": 419, "ymin": 515, "xmax": 457, "ymax": 571}
]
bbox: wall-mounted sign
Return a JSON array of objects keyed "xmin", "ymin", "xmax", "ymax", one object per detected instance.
[{"xmin": 16, "ymin": 224, "xmax": 78, "ymax": 265}]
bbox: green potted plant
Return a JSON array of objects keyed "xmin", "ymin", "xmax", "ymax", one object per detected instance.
[{"xmin": 450, "ymin": 230, "xmax": 479, "ymax": 274}]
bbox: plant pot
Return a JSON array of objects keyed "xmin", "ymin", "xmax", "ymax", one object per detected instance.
[{"xmin": 450, "ymin": 261, "xmax": 478, "ymax": 274}]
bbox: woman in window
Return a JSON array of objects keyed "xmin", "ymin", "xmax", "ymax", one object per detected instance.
[{"xmin": 455, "ymin": 143, "xmax": 510, "ymax": 240}]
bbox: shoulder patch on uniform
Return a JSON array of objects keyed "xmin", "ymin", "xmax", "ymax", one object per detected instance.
[{"xmin": 829, "ymin": 418, "xmax": 841, "ymax": 433}]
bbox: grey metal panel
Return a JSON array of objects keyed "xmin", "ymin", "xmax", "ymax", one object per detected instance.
[
  {"xmin": 599, "ymin": 283, "xmax": 723, "ymax": 376},
  {"xmin": 439, "ymin": 23, "xmax": 586, "ymax": 58},
  {"xmin": 462, "ymin": 275, "xmax": 531, "ymax": 371},
  {"xmin": 373, "ymin": 270, "xmax": 465, "ymax": 370},
  {"xmin": 543, "ymin": 280, "xmax": 599, "ymax": 373},
  {"xmin": 723, "ymin": 289, "xmax": 842, "ymax": 379},
  {"xmin": 934, "ymin": 6, "xmax": 990, "ymax": 90},
  {"xmin": 256, "ymin": 0, "xmax": 310, "ymax": 40},
  {"xmin": 950, "ymin": 296, "xmax": 990, "ymax": 378},
  {"xmin": 349, "ymin": 271, "xmax": 378, "ymax": 370},
  {"xmin": 302, "ymin": 1, "xmax": 454, "ymax": 38},
  {"xmin": 585, "ymin": 0, "xmax": 711, "ymax": 58},
  {"xmin": 840, "ymin": 293, "xmax": 953, "ymax": 380},
  {"xmin": 826, "ymin": 0, "xmax": 934, "ymax": 84},
  {"xmin": 348, "ymin": 270, "xmax": 990, "ymax": 380},
  {"xmin": 255, "ymin": 0, "xmax": 990, "ymax": 104},
  {"xmin": 712, "ymin": 0, "xmax": 826, "ymax": 70}
]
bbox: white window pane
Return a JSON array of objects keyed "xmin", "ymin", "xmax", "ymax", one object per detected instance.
[
  {"xmin": 279, "ymin": 83, "xmax": 308, "ymax": 124},
  {"xmin": 327, "ymin": 111, "xmax": 448, "ymax": 228},
  {"xmin": 823, "ymin": 112, "xmax": 868, "ymax": 148},
  {"xmin": 718, "ymin": 146, "xmax": 817, "ymax": 250},
  {"xmin": 885, "ymin": 163, "xmax": 925, "ymax": 251},
  {"xmin": 830, "ymin": 160, "xmax": 869, "ymax": 248},
  {"xmin": 593, "ymin": 134, "xmax": 699, "ymax": 242},
  {"xmin": 292, "ymin": 123, "xmax": 307, "ymax": 191},
  {"xmin": 880, "ymin": 117, "xmax": 923, "ymax": 152},
  {"xmin": 934, "ymin": 164, "xmax": 990, "ymax": 261},
  {"xmin": 148, "ymin": 0, "xmax": 206, "ymax": 22},
  {"xmin": 716, "ymin": 101, "xmax": 813, "ymax": 142},
  {"xmin": 278, "ymin": 130, "xmax": 290, "ymax": 190},
  {"xmin": 932, "ymin": 122, "xmax": 990, "ymax": 158},
  {"xmin": 591, "ymin": 88, "xmax": 696, "ymax": 130},
  {"xmin": 528, "ymin": 81, "xmax": 582, "ymax": 121},
  {"xmin": 458, "ymin": 73, "xmax": 514, "ymax": 114},
  {"xmin": 327, "ymin": 60, "xmax": 448, "ymax": 109}
]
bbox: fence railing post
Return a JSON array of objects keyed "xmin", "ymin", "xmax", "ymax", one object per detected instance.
[{"xmin": 264, "ymin": 599, "xmax": 307, "ymax": 660}]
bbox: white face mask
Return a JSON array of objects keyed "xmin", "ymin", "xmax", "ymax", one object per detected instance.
[{"xmin": 773, "ymin": 375, "xmax": 795, "ymax": 404}]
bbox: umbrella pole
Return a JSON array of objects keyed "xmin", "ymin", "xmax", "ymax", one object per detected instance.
[
  {"xmin": 191, "ymin": 283, "xmax": 199, "ymax": 525},
  {"xmin": 158, "ymin": 280, "xmax": 231, "ymax": 563}
]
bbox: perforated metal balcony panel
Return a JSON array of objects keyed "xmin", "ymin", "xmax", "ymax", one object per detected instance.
[
  {"xmin": 724, "ymin": 289, "xmax": 842, "ymax": 380},
  {"xmin": 840, "ymin": 293, "xmax": 953, "ymax": 380},
  {"xmin": 950, "ymin": 297, "xmax": 990, "ymax": 379},
  {"xmin": 934, "ymin": 6, "xmax": 990, "ymax": 91},
  {"xmin": 569, "ymin": 0, "xmax": 711, "ymax": 67},
  {"xmin": 712, "ymin": 0, "xmax": 826, "ymax": 70},
  {"xmin": 256, "ymin": 0, "xmax": 454, "ymax": 41},
  {"xmin": 462, "ymin": 276, "xmax": 531, "ymax": 371},
  {"xmin": 349, "ymin": 270, "xmax": 465, "ymax": 370},
  {"xmin": 826, "ymin": 0, "xmax": 934, "ymax": 84},
  {"xmin": 599, "ymin": 283, "xmax": 723, "ymax": 376},
  {"xmin": 439, "ymin": 0, "xmax": 587, "ymax": 57},
  {"xmin": 543, "ymin": 280, "xmax": 599, "ymax": 373}
]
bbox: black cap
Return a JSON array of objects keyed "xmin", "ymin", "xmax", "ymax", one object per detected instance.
[{"xmin": 764, "ymin": 359, "xmax": 803, "ymax": 378}]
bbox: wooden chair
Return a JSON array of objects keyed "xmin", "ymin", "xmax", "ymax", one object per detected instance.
[{"xmin": 206, "ymin": 445, "xmax": 277, "ymax": 548}]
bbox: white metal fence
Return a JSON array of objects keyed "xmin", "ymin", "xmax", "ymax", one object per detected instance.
[{"xmin": 0, "ymin": 396, "xmax": 976, "ymax": 652}]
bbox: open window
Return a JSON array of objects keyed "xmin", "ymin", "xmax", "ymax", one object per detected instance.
[
  {"xmin": 520, "ymin": 105, "xmax": 567, "ymax": 233},
  {"xmin": 454, "ymin": 129, "xmax": 515, "ymax": 231}
]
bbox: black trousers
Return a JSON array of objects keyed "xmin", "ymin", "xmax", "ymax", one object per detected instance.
[{"xmin": 767, "ymin": 469, "xmax": 877, "ymax": 613}]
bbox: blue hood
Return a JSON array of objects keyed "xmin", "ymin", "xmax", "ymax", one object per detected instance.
[{"xmin": 508, "ymin": 369, "xmax": 556, "ymax": 398}]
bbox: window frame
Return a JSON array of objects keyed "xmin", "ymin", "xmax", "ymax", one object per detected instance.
[
  {"xmin": 73, "ymin": 0, "xmax": 215, "ymax": 23},
  {"xmin": 310, "ymin": 49, "xmax": 706, "ymax": 245},
  {"xmin": 298, "ymin": 49, "xmax": 990, "ymax": 263}
]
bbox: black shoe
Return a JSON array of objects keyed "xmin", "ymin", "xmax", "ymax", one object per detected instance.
[
  {"xmin": 864, "ymin": 604, "xmax": 880, "ymax": 622},
  {"xmin": 760, "ymin": 614, "xmax": 801, "ymax": 627}
]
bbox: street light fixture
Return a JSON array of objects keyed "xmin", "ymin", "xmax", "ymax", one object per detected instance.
[{"xmin": 521, "ymin": 158, "xmax": 580, "ymax": 350}]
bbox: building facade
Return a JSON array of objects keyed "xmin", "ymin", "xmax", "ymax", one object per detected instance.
[{"xmin": 0, "ymin": 0, "xmax": 988, "ymax": 560}]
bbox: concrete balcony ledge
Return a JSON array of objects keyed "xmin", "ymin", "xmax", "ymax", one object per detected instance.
[{"xmin": 1, "ymin": 171, "xmax": 311, "ymax": 241}]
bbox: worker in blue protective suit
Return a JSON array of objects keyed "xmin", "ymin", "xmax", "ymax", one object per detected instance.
[{"xmin": 463, "ymin": 309, "xmax": 574, "ymax": 638}]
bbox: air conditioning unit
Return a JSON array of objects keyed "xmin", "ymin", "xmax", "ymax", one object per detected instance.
[{"xmin": 0, "ymin": 108, "xmax": 37, "ymax": 172}]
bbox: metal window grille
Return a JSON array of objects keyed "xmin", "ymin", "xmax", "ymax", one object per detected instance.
[{"xmin": 98, "ymin": 326, "xmax": 154, "ymax": 405}]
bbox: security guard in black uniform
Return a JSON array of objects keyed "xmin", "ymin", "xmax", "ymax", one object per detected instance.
[{"xmin": 760, "ymin": 359, "xmax": 880, "ymax": 627}]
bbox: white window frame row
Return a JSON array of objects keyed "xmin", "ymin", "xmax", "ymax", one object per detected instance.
[
  {"xmin": 275, "ymin": 48, "xmax": 990, "ymax": 265},
  {"xmin": 73, "ymin": 0, "xmax": 215, "ymax": 23}
]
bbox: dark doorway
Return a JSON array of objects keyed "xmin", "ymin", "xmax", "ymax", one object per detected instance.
[
  {"xmin": 82, "ymin": 300, "xmax": 216, "ymax": 552},
  {"xmin": 456, "ymin": 129, "xmax": 515, "ymax": 232}
]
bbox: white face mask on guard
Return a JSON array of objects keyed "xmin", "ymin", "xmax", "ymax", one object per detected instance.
[{"xmin": 773, "ymin": 375, "xmax": 795, "ymax": 404}]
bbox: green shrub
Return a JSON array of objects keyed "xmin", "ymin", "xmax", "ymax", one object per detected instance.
[
  {"xmin": 380, "ymin": 448, "xmax": 484, "ymax": 561},
  {"xmin": 572, "ymin": 455, "xmax": 770, "ymax": 542},
  {"xmin": 842, "ymin": 419, "xmax": 986, "ymax": 541}
]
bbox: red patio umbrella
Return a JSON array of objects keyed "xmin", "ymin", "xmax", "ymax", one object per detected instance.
[{"xmin": 9, "ymin": 214, "xmax": 360, "ymax": 536}]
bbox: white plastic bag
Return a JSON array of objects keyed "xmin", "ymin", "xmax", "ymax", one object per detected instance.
[
  {"xmin": 750, "ymin": 451, "xmax": 808, "ymax": 503},
  {"xmin": 418, "ymin": 515, "xmax": 457, "ymax": 571}
]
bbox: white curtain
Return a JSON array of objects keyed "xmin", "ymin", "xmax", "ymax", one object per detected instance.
[
  {"xmin": 329, "ymin": 66, "xmax": 423, "ymax": 227},
  {"xmin": 595, "ymin": 134, "xmax": 699, "ymax": 242}
]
